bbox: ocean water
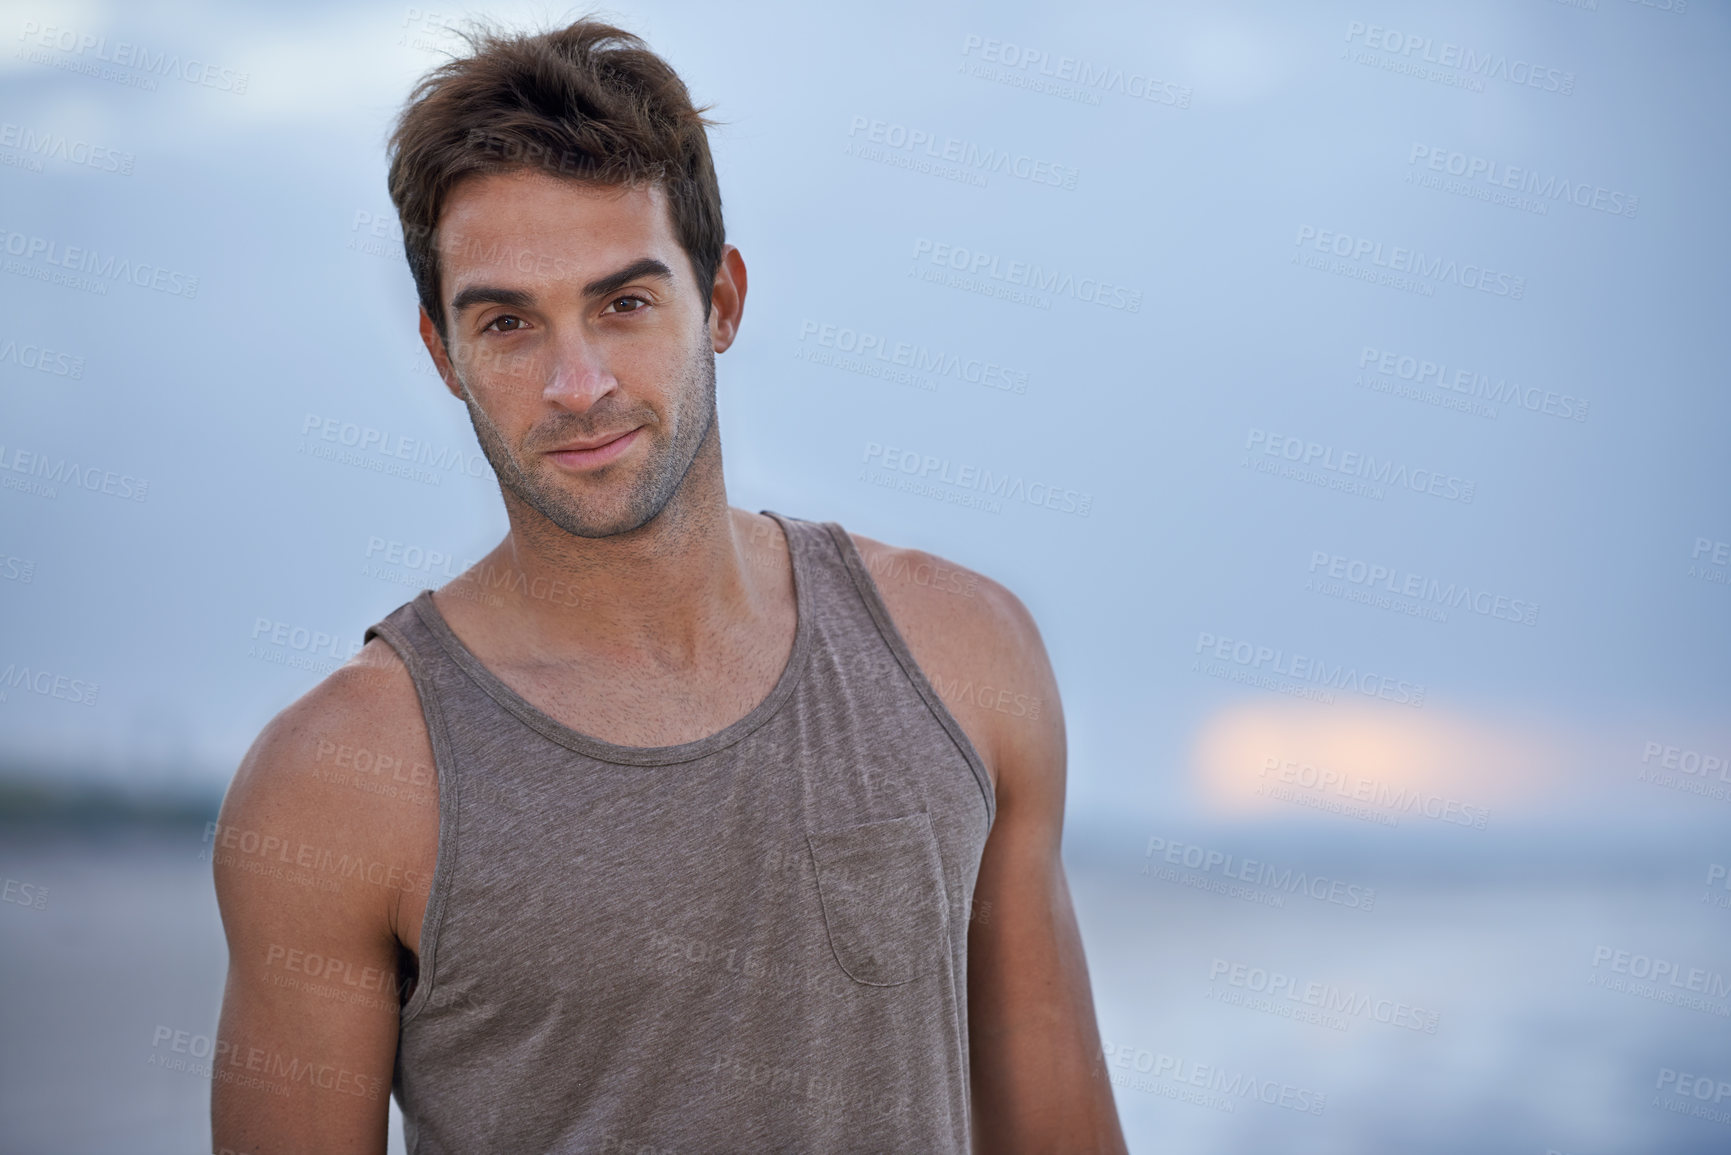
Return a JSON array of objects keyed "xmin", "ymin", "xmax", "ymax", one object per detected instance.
[
  {"xmin": 0, "ymin": 824, "xmax": 407, "ymax": 1155},
  {"xmin": 1066, "ymin": 823, "xmax": 1731, "ymax": 1154},
  {"xmin": 3, "ymin": 819, "xmax": 1729, "ymax": 1153}
]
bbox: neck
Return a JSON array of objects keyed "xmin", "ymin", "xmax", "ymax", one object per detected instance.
[{"xmin": 458, "ymin": 431, "xmax": 770, "ymax": 665}]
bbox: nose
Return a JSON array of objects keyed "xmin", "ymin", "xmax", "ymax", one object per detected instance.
[{"xmin": 543, "ymin": 329, "xmax": 618, "ymax": 412}]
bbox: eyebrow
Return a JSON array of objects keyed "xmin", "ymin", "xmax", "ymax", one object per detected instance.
[
  {"xmin": 448, "ymin": 257, "xmax": 676, "ymax": 317},
  {"xmin": 450, "ymin": 285, "xmax": 534, "ymax": 315},
  {"xmin": 581, "ymin": 257, "xmax": 674, "ymax": 300}
]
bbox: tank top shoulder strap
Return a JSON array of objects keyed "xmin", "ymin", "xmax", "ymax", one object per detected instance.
[
  {"xmin": 762, "ymin": 509, "xmax": 997, "ymax": 827},
  {"xmin": 363, "ymin": 592, "xmax": 465, "ymax": 718}
]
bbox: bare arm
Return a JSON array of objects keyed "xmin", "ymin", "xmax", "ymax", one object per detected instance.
[
  {"xmin": 848, "ymin": 534, "xmax": 1127, "ymax": 1153},
  {"xmin": 211, "ymin": 647, "xmax": 434, "ymax": 1153},
  {"xmin": 960, "ymin": 580, "xmax": 1126, "ymax": 1154}
]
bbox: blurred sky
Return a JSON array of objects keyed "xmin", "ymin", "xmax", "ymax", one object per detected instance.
[{"xmin": 0, "ymin": 0, "xmax": 1726, "ymax": 841}]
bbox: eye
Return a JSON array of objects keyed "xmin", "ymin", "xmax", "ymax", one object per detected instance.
[
  {"xmin": 604, "ymin": 294, "xmax": 649, "ymax": 314},
  {"xmin": 483, "ymin": 314, "xmax": 526, "ymax": 333}
]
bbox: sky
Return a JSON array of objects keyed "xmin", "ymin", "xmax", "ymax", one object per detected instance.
[{"xmin": 0, "ymin": 0, "xmax": 1726, "ymax": 841}]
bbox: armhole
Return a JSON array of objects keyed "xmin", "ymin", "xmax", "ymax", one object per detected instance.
[
  {"xmin": 363, "ymin": 617, "xmax": 459, "ymax": 1029},
  {"xmin": 817, "ymin": 522, "xmax": 997, "ymax": 832}
]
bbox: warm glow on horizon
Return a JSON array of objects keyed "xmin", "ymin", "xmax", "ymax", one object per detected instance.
[{"xmin": 1191, "ymin": 698, "xmax": 1570, "ymax": 820}]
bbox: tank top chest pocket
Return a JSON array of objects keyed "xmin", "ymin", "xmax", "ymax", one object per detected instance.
[{"xmin": 806, "ymin": 811, "xmax": 952, "ymax": 987}]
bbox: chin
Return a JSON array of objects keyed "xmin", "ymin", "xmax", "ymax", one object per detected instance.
[{"xmin": 534, "ymin": 489, "xmax": 671, "ymax": 539}]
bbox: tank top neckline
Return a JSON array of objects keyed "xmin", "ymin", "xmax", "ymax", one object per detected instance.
[{"xmin": 405, "ymin": 508, "xmax": 815, "ymax": 767}]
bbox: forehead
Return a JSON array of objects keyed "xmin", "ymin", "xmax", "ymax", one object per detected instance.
[{"xmin": 435, "ymin": 168, "xmax": 682, "ymax": 291}]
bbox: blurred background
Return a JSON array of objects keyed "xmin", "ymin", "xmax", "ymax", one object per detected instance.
[{"xmin": 1, "ymin": 0, "xmax": 1727, "ymax": 1151}]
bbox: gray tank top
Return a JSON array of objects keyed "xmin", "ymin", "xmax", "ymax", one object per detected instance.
[{"xmin": 362, "ymin": 510, "xmax": 996, "ymax": 1154}]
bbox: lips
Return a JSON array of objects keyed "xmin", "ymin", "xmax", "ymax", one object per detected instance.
[
  {"xmin": 548, "ymin": 429, "xmax": 636, "ymax": 453},
  {"xmin": 543, "ymin": 426, "xmax": 642, "ymax": 469}
]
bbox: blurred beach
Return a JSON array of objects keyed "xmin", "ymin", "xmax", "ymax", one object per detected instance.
[{"xmin": 4, "ymin": 811, "xmax": 1729, "ymax": 1154}]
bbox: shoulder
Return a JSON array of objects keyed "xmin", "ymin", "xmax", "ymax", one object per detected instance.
[
  {"xmin": 226, "ymin": 637, "xmax": 427, "ymax": 808},
  {"xmin": 843, "ymin": 530, "xmax": 1035, "ymax": 658},
  {"xmin": 214, "ymin": 637, "xmax": 436, "ymax": 930},
  {"xmin": 843, "ymin": 529, "xmax": 1064, "ymax": 801}
]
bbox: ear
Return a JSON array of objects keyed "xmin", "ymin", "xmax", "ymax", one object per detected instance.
[
  {"xmin": 707, "ymin": 244, "xmax": 747, "ymax": 354},
  {"xmin": 418, "ymin": 307, "xmax": 464, "ymax": 400}
]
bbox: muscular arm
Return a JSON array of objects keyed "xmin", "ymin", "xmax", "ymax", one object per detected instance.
[
  {"xmin": 850, "ymin": 534, "xmax": 1127, "ymax": 1154},
  {"xmin": 211, "ymin": 644, "xmax": 435, "ymax": 1154}
]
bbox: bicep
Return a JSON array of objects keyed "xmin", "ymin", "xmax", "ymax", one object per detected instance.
[
  {"xmin": 210, "ymin": 730, "xmax": 404, "ymax": 1153},
  {"xmin": 964, "ymin": 596, "xmax": 1126, "ymax": 1151},
  {"xmin": 966, "ymin": 700, "xmax": 1083, "ymax": 1055},
  {"xmin": 965, "ymin": 587, "xmax": 1082, "ymax": 1037}
]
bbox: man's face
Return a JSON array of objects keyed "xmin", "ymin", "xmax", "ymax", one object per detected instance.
[{"xmin": 424, "ymin": 169, "xmax": 720, "ymax": 539}]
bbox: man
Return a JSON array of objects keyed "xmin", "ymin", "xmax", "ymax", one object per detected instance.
[{"xmin": 211, "ymin": 19, "xmax": 1125, "ymax": 1154}]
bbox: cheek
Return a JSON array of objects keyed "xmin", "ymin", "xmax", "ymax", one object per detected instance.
[
  {"xmin": 615, "ymin": 332, "xmax": 686, "ymax": 379},
  {"xmin": 457, "ymin": 339, "xmax": 540, "ymax": 386},
  {"xmin": 460, "ymin": 370, "xmax": 544, "ymax": 442},
  {"xmin": 613, "ymin": 335, "xmax": 704, "ymax": 401}
]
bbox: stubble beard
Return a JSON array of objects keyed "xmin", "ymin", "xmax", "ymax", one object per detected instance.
[{"xmin": 453, "ymin": 336, "xmax": 718, "ymax": 540}]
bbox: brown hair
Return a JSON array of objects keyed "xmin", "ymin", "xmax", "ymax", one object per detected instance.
[{"xmin": 387, "ymin": 18, "xmax": 723, "ymax": 339}]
